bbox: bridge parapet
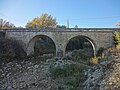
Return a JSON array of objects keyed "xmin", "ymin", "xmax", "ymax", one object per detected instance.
[{"xmin": 0, "ymin": 28, "xmax": 120, "ymax": 32}]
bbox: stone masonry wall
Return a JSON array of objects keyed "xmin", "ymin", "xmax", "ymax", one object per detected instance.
[{"xmin": 3, "ymin": 28, "xmax": 120, "ymax": 56}]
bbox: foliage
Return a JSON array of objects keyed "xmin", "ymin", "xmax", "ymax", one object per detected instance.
[
  {"xmin": 66, "ymin": 36, "xmax": 93, "ymax": 56},
  {"xmin": 26, "ymin": 13, "xmax": 57, "ymax": 28},
  {"xmin": 0, "ymin": 19, "xmax": 15, "ymax": 29},
  {"xmin": 65, "ymin": 78, "xmax": 80, "ymax": 90},
  {"xmin": 0, "ymin": 38, "xmax": 26, "ymax": 62},
  {"xmin": 50, "ymin": 62, "xmax": 88, "ymax": 89},
  {"xmin": 97, "ymin": 47, "xmax": 105, "ymax": 57},
  {"xmin": 56, "ymin": 25, "xmax": 66, "ymax": 29},
  {"xmin": 72, "ymin": 50, "xmax": 81, "ymax": 61},
  {"xmin": 113, "ymin": 31, "xmax": 120, "ymax": 45},
  {"xmin": 90, "ymin": 56, "xmax": 98, "ymax": 65},
  {"xmin": 34, "ymin": 37, "xmax": 56, "ymax": 56},
  {"xmin": 50, "ymin": 62, "xmax": 88, "ymax": 78},
  {"xmin": 71, "ymin": 50, "xmax": 91, "ymax": 64},
  {"xmin": 74, "ymin": 25, "xmax": 78, "ymax": 28}
]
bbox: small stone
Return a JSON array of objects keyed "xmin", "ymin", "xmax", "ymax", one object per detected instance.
[
  {"xmin": 34, "ymin": 65, "xmax": 39, "ymax": 69},
  {"xmin": 6, "ymin": 86, "xmax": 12, "ymax": 90},
  {"xmin": 27, "ymin": 67, "xmax": 31, "ymax": 69}
]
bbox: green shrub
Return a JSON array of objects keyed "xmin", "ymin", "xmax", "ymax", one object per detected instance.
[
  {"xmin": 34, "ymin": 37, "xmax": 56, "ymax": 56},
  {"xmin": 66, "ymin": 79, "xmax": 77, "ymax": 87},
  {"xmin": 62, "ymin": 55, "xmax": 73, "ymax": 60},
  {"xmin": 71, "ymin": 50, "xmax": 91, "ymax": 63},
  {"xmin": 50, "ymin": 62, "xmax": 88, "ymax": 89},
  {"xmin": 65, "ymin": 74, "xmax": 86, "ymax": 90},
  {"xmin": 50, "ymin": 63, "xmax": 88, "ymax": 78},
  {"xmin": 97, "ymin": 47, "xmax": 105, "ymax": 56},
  {"xmin": 113, "ymin": 31, "xmax": 120, "ymax": 45}
]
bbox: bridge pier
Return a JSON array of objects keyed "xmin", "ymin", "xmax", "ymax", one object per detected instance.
[{"xmin": 55, "ymin": 43, "xmax": 66, "ymax": 57}]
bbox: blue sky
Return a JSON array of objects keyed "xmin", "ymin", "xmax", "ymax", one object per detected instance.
[{"xmin": 0, "ymin": 0, "xmax": 120, "ymax": 28}]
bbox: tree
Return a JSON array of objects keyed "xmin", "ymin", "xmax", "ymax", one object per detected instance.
[
  {"xmin": 26, "ymin": 13, "xmax": 57, "ymax": 28},
  {"xmin": 75, "ymin": 25, "xmax": 78, "ymax": 28},
  {"xmin": 116, "ymin": 22, "xmax": 120, "ymax": 27},
  {"xmin": 56, "ymin": 25, "xmax": 66, "ymax": 29},
  {"xmin": 0, "ymin": 19, "xmax": 15, "ymax": 29}
]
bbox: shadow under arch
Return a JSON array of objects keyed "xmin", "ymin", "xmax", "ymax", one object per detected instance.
[
  {"xmin": 26, "ymin": 35, "xmax": 56, "ymax": 56},
  {"xmin": 65, "ymin": 35, "xmax": 96, "ymax": 56}
]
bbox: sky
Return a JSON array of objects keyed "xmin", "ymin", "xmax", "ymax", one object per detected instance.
[{"xmin": 0, "ymin": 0, "xmax": 120, "ymax": 28}]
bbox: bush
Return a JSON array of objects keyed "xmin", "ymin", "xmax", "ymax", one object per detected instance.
[
  {"xmin": 90, "ymin": 56, "xmax": 98, "ymax": 65},
  {"xmin": 50, "ymin": 62, "xmax": 88, "ymax": 78},
  {"xmin": 113, "ymin": 31, "xmax": 120, "ymax": 45},
  {"xmin": 49, "ymin": 62, "xmax": 88, "ymax": 89},
  {"xmin": 71, "ymin": 50, "xmax": 91, "ymax": 64},
  {"xmin": 0, "ymin": 38, "xmax": 26, "ymax": 62},
  {"xmin": 97, "ymin": 47, "xmax": 105, "ymax": 57}
]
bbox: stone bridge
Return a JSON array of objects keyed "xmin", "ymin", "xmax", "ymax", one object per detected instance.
[{"xmin": 1, "ymin": 28, "xmax": 120, "ymax": 57}]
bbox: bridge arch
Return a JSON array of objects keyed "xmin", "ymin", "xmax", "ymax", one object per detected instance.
[
  {"xmin": 26, "ymin": 34, "xmax": 56, "ymax": 56},
  {"xmin": 65, "ymin": 35, "xmax": 96, "ymax": 56}
]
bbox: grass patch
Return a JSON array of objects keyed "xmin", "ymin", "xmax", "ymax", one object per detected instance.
[
  {"xmin": 71, "ymin": 50, "xmax": 91, "ymax": 64},
  {"xmin": 49, "ymin": 62, "xmax": 89, "ymax": 89},
  {"xmin": 50, "ymin": 63, "xmax": 88, "ymax": 78}
]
